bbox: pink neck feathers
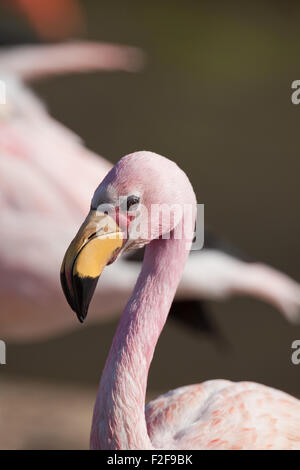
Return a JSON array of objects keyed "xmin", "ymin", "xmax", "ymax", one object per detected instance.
[{"xmin": 90, "ymin": 217, "xmax": 194, "ymax": 450}]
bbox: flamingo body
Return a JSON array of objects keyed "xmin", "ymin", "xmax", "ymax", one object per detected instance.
[{"xmin": 146, "ymin": 380, "xmax": 300, "ymax": 450}]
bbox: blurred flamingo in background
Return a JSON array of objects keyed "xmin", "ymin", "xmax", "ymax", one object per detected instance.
[
  {"xmin": 1, "ymin": 42, "xmax": 300, "ymax": 341},
  {"xmin": 0, "ymin": 40, "xmax": 143, "ymax": 340},
  {"xmin": 61, "ymin": 151, "xmax": 300, "ymax": 450},
  {"xmin": 1, "ymin": 0, "xmax": 84, "ymax": 41}
]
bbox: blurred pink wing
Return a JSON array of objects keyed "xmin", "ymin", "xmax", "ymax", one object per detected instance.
[{"xmin": 0, "ymin": 41, "xmax": 144, "ymax": 80}]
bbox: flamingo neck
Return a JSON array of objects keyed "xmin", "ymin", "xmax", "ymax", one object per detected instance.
[{"xmin": 90, "ymin": 222, "xmax": 193, "ymax": 450}]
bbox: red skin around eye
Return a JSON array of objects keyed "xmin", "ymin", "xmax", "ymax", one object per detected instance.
[
  {"xmin": 113, "ymin": 206, "xmax": 134, "ymax": 240},
  {"xmin": 106, "ymin": 207, "xmax": 134, "ymax": 265}
]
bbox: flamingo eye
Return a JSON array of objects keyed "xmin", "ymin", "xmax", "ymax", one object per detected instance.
[{"xmin": 127, "ymin": 195, "xmax": 140, "ymax": 211}]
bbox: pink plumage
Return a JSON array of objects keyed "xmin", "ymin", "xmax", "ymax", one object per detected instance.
[
  {"xmin": 61, "ymin": 151, "xmax": 299, "ymax": 450},
  {"xmin": 146, "ymin": 380, "xmax": 299, "ymax": 449}
]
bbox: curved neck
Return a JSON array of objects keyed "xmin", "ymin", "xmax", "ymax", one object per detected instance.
[{"xmin": 91, "ymin": 221, "xmax": 193, "ymax": 450}]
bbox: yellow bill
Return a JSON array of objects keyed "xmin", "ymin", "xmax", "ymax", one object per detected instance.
[{"xmin": 60, "ymin": 210, "xmax": 123, "ymax": 322}]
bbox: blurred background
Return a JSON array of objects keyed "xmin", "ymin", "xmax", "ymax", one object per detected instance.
[{"xmin": 1, "ymin": 0, "xmax": 300, "ymax": 449}]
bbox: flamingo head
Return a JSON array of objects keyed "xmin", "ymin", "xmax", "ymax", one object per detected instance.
[{"xmin": 60, "ymin": 151, "xmax": 196, "ymax": 323}]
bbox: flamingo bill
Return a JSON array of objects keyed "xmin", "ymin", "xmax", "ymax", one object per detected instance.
[{"xmin": 60, "ymin": 211, "xmax": 123, "ymax": 323}]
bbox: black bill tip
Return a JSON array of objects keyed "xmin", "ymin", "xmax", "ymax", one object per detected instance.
[
  {"xmin": 72, "ymin": 273, "xmax": 100, "ymax": 324},
  {"xmin": 77, "ymin": 314, "xmax": 85, "ymax": 324},
  {"xmin": 60, "ymin": 263, "xmax": 101, "ymax": 324}
]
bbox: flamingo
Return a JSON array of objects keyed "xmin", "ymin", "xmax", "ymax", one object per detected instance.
[
  {"xmin": 1, "ymin": 43, "xmax": 300, "ymax": 341},
  {"xmin": 61, "ymin": 151, "xmax": 300, "ymax": 450}
]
